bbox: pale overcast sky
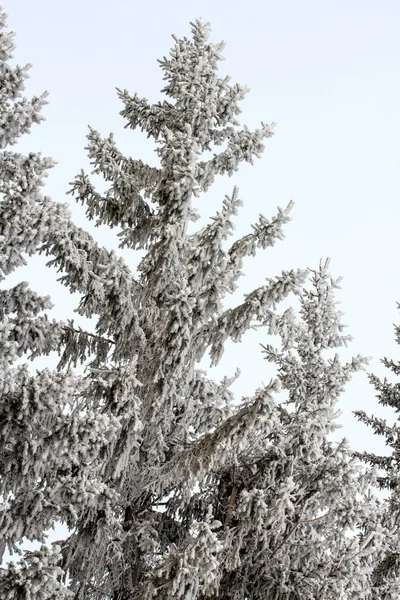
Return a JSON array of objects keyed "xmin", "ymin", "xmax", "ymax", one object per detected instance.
[{"xmin": 5, "ymin": 0, "xmax": 400, "ymax": 473}]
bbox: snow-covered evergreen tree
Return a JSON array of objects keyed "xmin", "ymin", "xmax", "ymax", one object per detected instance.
[
  {"xmin": 354, "ymin": 303, "xmax": 400, "ymax": 598},
  {"xmin": 0, "ymin": 6, "xmax": 134, "ymax": 593},
  {"xmin": 0, "ymin": 10, "xmax": 383, "ymax": 598}
]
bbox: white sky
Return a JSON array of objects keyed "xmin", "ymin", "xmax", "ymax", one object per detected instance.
[{"xmin": 5, "ymin": 0, "xmax": 400, "ymax": 485}]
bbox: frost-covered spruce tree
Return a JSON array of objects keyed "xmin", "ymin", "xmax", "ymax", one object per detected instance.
[
  {"xmin": 0, "ymin": 7, "xmax": 133, "ymax": 597},
  {"xmin": 354, "ymin": 303, "xmax": 400, "ymax": 598},
  {"xmin": 0, "ymin": 12, "xmax": 382, "ymax": 599}
]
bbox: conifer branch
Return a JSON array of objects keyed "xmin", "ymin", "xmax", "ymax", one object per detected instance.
[
  {"xmin": 62, "ymin": 324, "xmax": 115, "ymax": 346},
  {"xmin": 270, "ymin": 510, "xmax": 330, "ymax": 558}
]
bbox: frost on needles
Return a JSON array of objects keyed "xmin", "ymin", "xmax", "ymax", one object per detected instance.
[{"xmin": 0, "ymin": 9, "xmax": 388, "ymax": 600}]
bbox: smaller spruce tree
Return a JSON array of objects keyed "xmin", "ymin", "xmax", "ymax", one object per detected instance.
[{"xmin": 354, "ymin": 302, "xmax": 400, "ymax": 598}]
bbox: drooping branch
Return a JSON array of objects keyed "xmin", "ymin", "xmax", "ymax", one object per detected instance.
[
  {"xmin": 58, "ymin": 322, "xmax": 116, "ymax": 369},
  {"xmin": 147, "ymin": 380, "xmax": 281, "ymax": 495},
  {"xmin": 269, "ymin": 510, "xmax": 330, "ymax": 558},
  {"xmin": 40, "ymin": 219, "xmax": 147, "ymax": 356}
]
